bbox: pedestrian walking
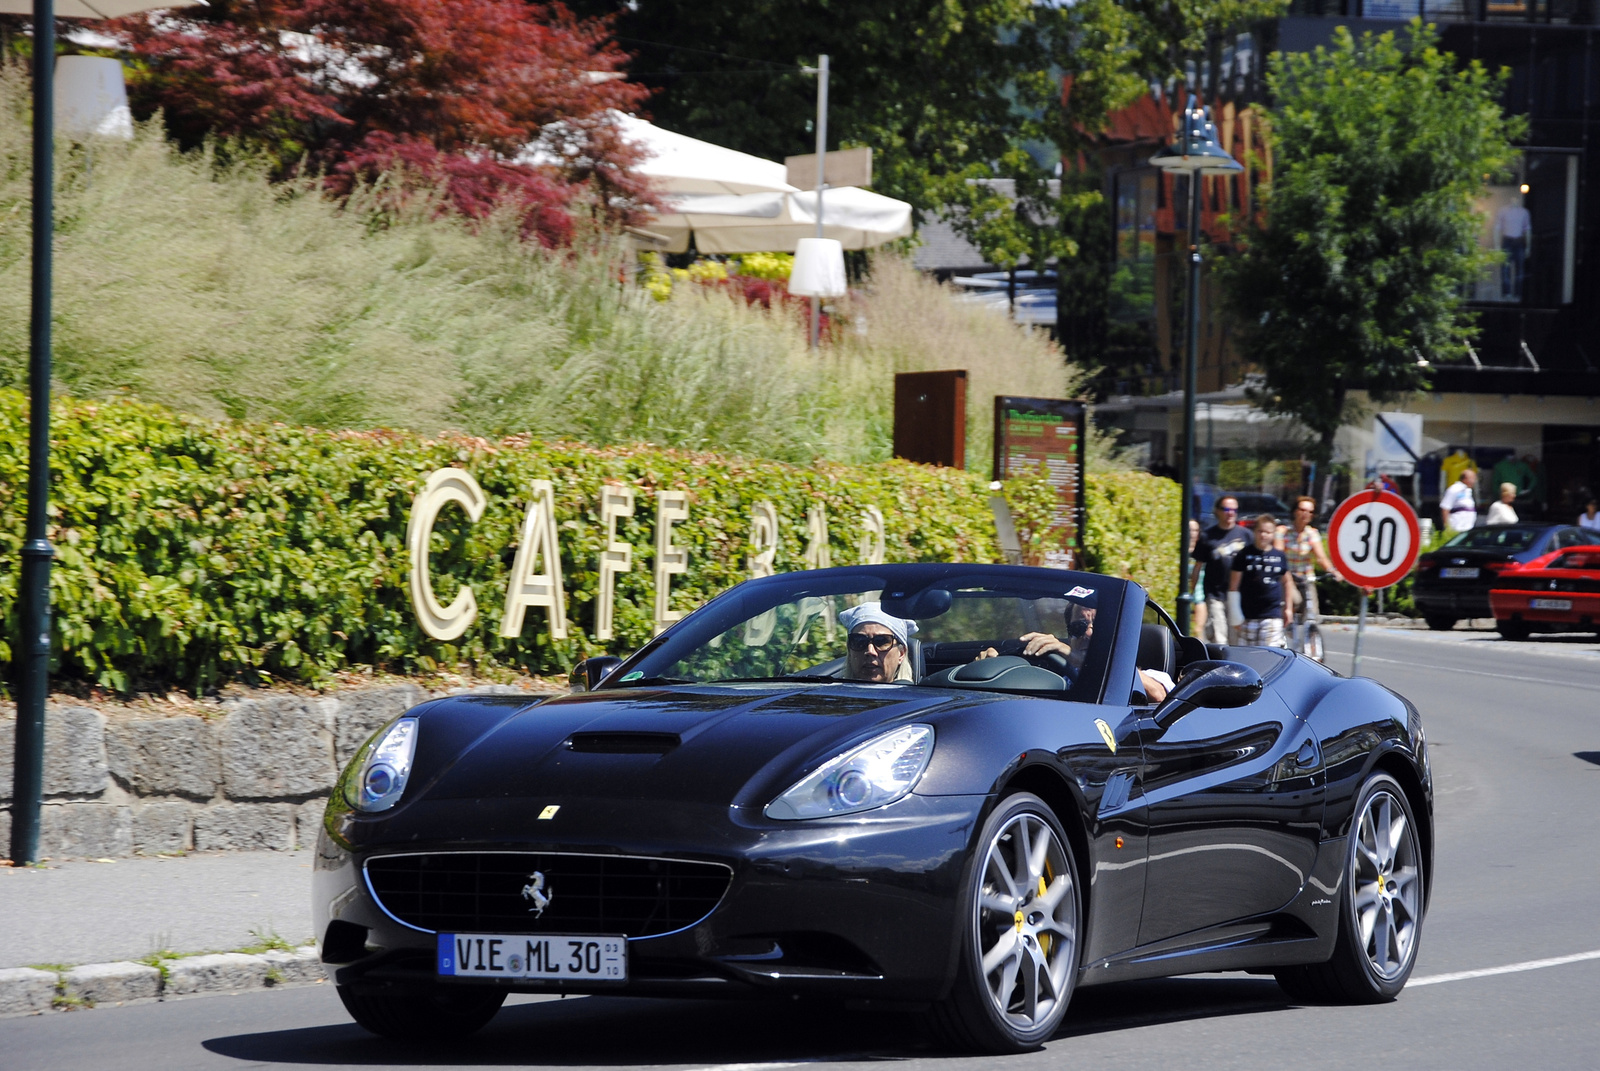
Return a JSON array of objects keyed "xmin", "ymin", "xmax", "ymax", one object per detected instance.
[
  {"xmin": 1486, "ymin": 482, "xmax": 1519, "ymax": 525},
  {"xmin": 1439, "ymin": 468, "xmax": 1478, "ymax": 532},
  {"xmin": 1228, "ymin": 513, "xmax": 1292, "ymax": 648},
  {"xmin": 1188, "ymin": 518, "xmax": 1207, "ymax": 636},
  {"xmin": 1191, "ymin": 496, "xmax": 1250, "ymax": 644}
]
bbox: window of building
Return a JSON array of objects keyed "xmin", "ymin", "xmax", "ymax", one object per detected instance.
[{"xmin": 1471, "ymin": 151, "xmax": 1579, "ymax": 307}]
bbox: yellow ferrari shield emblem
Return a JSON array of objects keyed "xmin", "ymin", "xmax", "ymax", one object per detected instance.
[{"xmin": 1094, "ymin": 718, "xmax": 1117, "ymax": 754}]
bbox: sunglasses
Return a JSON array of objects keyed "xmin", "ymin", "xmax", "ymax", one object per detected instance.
[
  {"xmin": 847, "ymin": 633, "xmax": 899, "ymax": 653},
  {"xmin": 1218, "ymin": 506, "xmax": 1238, "ymax": 513}
]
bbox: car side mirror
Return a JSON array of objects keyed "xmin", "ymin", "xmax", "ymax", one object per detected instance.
[
  {"xmin": 569, "ymin": 655, "xmax": 623, "ymax": 693},
  {"xmin": 1153, "ymin": 660, "xmax": 1263, "ymax": 727}
]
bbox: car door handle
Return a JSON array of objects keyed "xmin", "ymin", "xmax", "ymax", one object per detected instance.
[{"xmin": 1295, "ymin": 740, "xmax": 1318, "ymax": 768}]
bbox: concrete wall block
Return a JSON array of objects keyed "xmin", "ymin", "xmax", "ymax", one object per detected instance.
[
  {"xmin": 0, "ymin": 706, "xmax": 108, "ymax": 801},
  {"xmin": 132, "ymin": 801, "xmax": 193, "ymax": 855},
  {"xmin": 105, "ymin": 716, "xmax": 220, "ymax": 799},
  {"xmin": 164, "ymin": 953, "xmax": 268, "ymax": 996},
  {"xmin": 262, "ymin": 947, "xmax": 327, "ymax": 986},
  {"xmin": 64, "ymin": 961, "xmax": 162, "ymax": 1004},
  {"xmin": 334, "ymin": 685, "xmax": 424, "ymax": 767},
  {"xmin": 295, "ymin": 798, "xmax": 329, "ymax": 850},
  {"xmin": 193, "ymin": 802, "xmax": 294, "ymax": 852},
  {"xmin": 0, "ymin": 807, "xmax": 9, "ymax": 856},
  {"xmin": 0, "ymin": 967, "xmax": 58, "ymax": 1016},
  {"xmin": 40, "ymin": 803, "xmax": 133, "ymax": 858},
  {"xmin": 221, "ymin": 697, "xmax": 335, "ymax": 799}
]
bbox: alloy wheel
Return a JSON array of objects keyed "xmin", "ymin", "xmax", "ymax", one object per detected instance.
[
  {"xmin": 1351, "ymin": 789, "xmax": 1422, "ymax": 981},
  {"xmin": 974, "ymin": 812, "xmax": 1078, "ymax": 1029}
]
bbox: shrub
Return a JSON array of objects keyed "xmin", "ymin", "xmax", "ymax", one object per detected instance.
[
  {"xmin": 0, "ymin": 393, "xmax": 1002, "ymax": 694},
  {"xmin": 1082, "ymin": 471, "xmax": 1181, "ymax": 611},
  {"xmin": 0, "ymin": 67, "xmax": 1079, "ymax": 469}
]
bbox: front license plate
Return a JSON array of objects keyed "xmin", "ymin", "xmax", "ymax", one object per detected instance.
[
  {"xmin": 1440, "ymin": 567, "xmax": 1479, "ymax": 579},
  {"xmin": 1531, "ymin": 598, "xmax": 1573, "ymax": 611},
  {"xmin": 438, "ymin": 933, "xmax": 626, "ymax": 982}
]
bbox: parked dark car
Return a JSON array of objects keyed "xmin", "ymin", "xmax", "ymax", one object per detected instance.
[
  {"xmin": 315, "ymin": 564, "xmax": 1433, "ymax": 1053},
  {"xmin": 1413, "ymin": 524, "xmax": 1600, "ymax": 629},
  {"xmin": 1192, "ymin": 488, "xmax": 1295, "ymax": 528}
]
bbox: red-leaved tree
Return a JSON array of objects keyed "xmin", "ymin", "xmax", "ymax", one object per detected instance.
[{"xmin": 112, "ymin": 0, "xmax": 654, "ymax": 244}]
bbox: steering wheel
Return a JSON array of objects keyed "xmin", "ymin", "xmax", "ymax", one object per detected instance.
[{"xmin": 992, "ymin": 638, "xmax": 1072, "ymax": 675}]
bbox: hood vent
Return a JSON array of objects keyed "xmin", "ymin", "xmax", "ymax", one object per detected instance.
[{"xmin": 567, "ymin": 731, "xmax": 681, "ymax": 754}]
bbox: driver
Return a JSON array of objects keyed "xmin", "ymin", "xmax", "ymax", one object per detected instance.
[{"xmin": 839, "ymin": 603, "xmax": 918, "ymax": 682}]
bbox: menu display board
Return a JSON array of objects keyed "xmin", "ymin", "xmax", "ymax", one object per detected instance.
[{"xmin": 992, "ymin": 397, "xmax": 1085, "ymax": 568}]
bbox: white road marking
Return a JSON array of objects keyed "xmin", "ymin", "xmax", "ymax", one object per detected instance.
[
  {"xmin": 1409, "ymin": 949, "xmax": 1600, "ymax": 987},
  {"xmin": 1345, "ymin": 653, "xmax": 1600, "ymax": 690}
]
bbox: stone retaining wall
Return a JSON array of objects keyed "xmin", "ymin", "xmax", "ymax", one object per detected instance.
[{"xmin": 0, "ymin": 683, "xmax": 536, "ymax": 858}]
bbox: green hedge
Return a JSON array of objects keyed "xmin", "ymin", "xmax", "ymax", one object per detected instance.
[
  {"xmin": 1082, "ymin": 471, "xmax": 1182, "ymax": 611},
  {"xmin": 0, "ymin": 392, "xmax": 1009, "ymax": 693}
]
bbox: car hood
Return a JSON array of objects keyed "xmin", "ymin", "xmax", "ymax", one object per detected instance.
[{"xmin": 418, "ymin": 683, "xmax": 960, "ymax": 808}]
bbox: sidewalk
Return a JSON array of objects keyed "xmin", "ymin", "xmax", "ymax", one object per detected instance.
[{"xmin": 0, "ymin": 850, "xmax": 314, "ymax": 969}]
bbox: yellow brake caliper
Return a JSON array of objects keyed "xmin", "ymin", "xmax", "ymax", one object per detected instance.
[{"xmin": 1037, "ymin": 863, "xmax": 1054, "ymax": 957}]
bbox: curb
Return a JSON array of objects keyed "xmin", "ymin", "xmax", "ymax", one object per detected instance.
[{"xmin": 0, "ymin": 946, "xmax": 325, "ymax": 1017}]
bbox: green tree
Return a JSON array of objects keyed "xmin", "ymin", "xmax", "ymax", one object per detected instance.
[{"xmin": 1219, "ymin": 20, "xmax": 1524, "ymax": 457}]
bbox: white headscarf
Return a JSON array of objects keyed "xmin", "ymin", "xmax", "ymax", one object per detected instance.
[{"xmin": 839, "ymin": 602, "xmax": 918, "ymax": 646}]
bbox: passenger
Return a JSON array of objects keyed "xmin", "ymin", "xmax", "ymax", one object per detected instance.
[
  {"xmin": 975, "ymin": 603, "xmax": 1172, "ymax": 701},
  {"xmin": 838, "ymin": 603, "xmax": 917, "ymax": 682}
]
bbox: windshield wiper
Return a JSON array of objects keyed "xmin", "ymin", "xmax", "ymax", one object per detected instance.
[
  {"xmin": 718, "ymin": 675, "xmax": 842, "ymax": 684},
  {"xmin": 607, "ymin": 675, "xmax": 694, "ymax": 688}
]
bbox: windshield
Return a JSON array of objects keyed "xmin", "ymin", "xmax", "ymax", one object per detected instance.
[
  {"xmin": 608, "ymin": 566, "xmax": 1123, "ymax": 701},
  {"xmin": 1440, "ymin": 526, "xmax": 1543, "ymax": 551}
]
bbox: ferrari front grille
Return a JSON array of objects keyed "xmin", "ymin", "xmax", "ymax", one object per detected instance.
[{"xmin": 363, "ymin": 852, "xmax": 732, "ymax": 937}]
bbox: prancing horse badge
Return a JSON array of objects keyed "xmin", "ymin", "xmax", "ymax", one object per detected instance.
[{"xmin": 1094, "ymin": 718, "xmax": 1117, "ymax": 754}]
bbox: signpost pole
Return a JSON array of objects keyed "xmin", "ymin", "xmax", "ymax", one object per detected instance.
[{"xmin": 1352, "ymin": 590, "xmax": 1368, "ymax": 677}]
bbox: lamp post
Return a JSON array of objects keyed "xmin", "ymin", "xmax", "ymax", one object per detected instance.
[
  {"xmin": 4, "ymin": 0, "xmax": 203, "ymax": 865},
  {"xmin": 1150, "ymin": 95, "xmax": 1241, "ymax": 636}
]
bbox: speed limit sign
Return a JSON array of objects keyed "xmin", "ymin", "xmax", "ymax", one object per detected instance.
[{"xmin": 1327, "ymin": 489, "xmax": 1421, "ymax": 590}]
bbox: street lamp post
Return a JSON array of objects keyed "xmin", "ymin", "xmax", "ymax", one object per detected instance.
[
  {"xmin": 1150, "ymin": 95, "xmax": 1241, "ymax": 636},
  {"xmin": 11, "ymin": 0, "xmax": 56, "ymax": 866}
]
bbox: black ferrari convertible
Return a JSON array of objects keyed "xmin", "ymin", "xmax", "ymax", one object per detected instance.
[{"xmin": 314, "ymin": 564, "xmax": 1433, "ymax": 1052}]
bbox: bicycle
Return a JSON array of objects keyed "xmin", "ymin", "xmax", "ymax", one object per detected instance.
[{"xmin": 1288, "ymin": 573, "xmax": 1325, "ymax": 663}]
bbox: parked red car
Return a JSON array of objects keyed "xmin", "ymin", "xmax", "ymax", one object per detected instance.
[{"xmin": 1488, "ymin": 546, "xmax": 1600, "ymax": 639}]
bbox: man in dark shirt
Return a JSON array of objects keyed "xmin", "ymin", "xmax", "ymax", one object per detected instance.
[
  {"xmin": 1229, "ymin": 513, "xmax": 1292, "ymax": 647},
  {"xmin": 1191, "ymin": 496, "xmax": 1250, "ymax": 644}
]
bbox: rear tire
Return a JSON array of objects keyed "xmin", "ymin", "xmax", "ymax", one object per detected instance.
[
  {"xmin": 1496, "ymin": 620, "xmax": 1531, "ymax": 641},
  {"xmin": 1423, "ymin": 615, "xmax": 1456, "ymax": 631},
  {"xmin": 1275, "ymin": 773, "xmax": 1423, "ymax": 1004},
  {"xmin": 337, "ymin": 984, "xmax": 506, "ymax": 1040},
  {"xmin": 929, "ymin": 792, "xmax": 1081, "ymax": 1053}
]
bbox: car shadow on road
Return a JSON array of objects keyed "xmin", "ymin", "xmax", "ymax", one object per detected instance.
[{"xmin": 201, "ymin": 977, "xmax": 1294, "ymax": 1066}]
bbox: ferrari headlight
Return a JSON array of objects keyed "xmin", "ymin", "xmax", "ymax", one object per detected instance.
[
  {"xmin": 765, "ymin": 725, "xmax": 934, "ymax": 820},
  {"xmin": 344, "ymin": 717, "xmax": 419, "ymax": 813}
]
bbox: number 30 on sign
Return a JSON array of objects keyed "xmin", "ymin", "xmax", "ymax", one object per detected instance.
[{"xmin": 1327, "ymin": 489, "xmax": 1421, "ymax": 591}]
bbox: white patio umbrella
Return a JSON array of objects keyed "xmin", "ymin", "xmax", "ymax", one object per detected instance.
[
  {"xmin": 643, "ymin": 186, "xmax": 913, "ymax": 254},
  {"xmin": 614, "ymin": 114, "xmax": 796, "ymax": 196}
]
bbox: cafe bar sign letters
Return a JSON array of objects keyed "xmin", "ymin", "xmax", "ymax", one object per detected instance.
[{"xmin": 406, "ymin": 468, "xmax": 887, "ymax": 643}]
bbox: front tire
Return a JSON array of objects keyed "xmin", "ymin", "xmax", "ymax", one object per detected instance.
[
  {"xmin": 1276, "ymin": 773, "xmax": 1424, "ymax": 1003},
  {"xmin": 337, "ymin": 984, "xmax": 506, "ymax": 1040},
  {"xmin": 931, "ymin": 792, "xmax": 1081, "ymax": 1053},
  {"xmin": 1424, "ymin": 615, "xmax": 1457, "ymax": 631}
]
